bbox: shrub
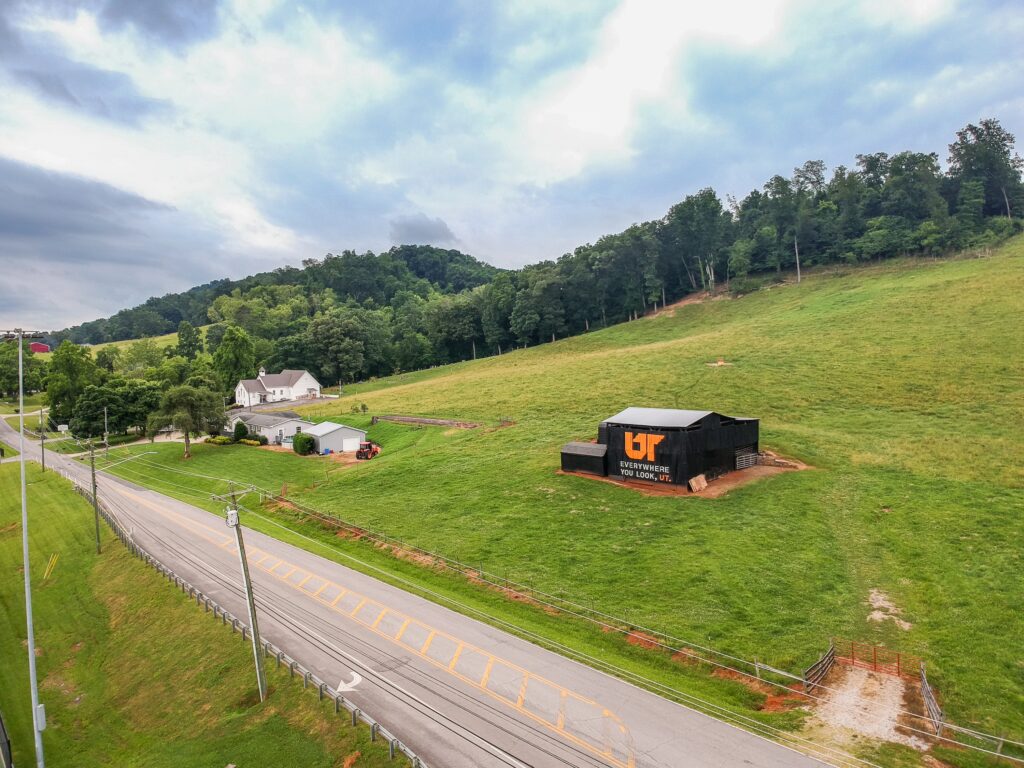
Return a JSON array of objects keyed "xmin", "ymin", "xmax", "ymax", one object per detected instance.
[
  {"xmin": 293, "ymin": 432, "xmax": 316, "ymax": 455},
  {"xmin": 238, "ymin": 438, "xmax": 261, "ymax": 446},
  {"xmin": 257, "ymin": 434, "xmax": 268, "ymax": 445},
  {"xmin": 207, "ymin": 435, "xmax": 233, "ymax": 445},
  {"xmin": 233, "ymin": 420, "xmax": 249, "ymax": 441}
]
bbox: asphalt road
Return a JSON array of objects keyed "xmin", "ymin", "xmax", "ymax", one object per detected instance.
[{"xmin": 1, "ymin": 420, "xmax": 835, "ymax": 768}]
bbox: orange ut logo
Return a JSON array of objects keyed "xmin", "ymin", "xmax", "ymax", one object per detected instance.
[{"xmin": 624, "ymin": 431, "xmax": 665, "ymax": 462}]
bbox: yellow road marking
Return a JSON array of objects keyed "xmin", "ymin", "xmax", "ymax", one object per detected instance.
[
  {"xmin": 312, "ymin": 582, "xmax": 329, "ymax": 598},
  {"xmin": 420, "ymin": 630, "xmax": 436, "ymax": 654},
  {"xmin": 480, "ymin": 657, "xmax": 495, "ymax": 688},
  {"xmin": 395, "ymin": 618, "xmax": 410, "ymax": 641},
  {"xmin": 106, "ymin": 483, "xmax": 635, "ymax": 768},
  {"xmin": 448, "ymin": 642, "xmax": 465, "ymax": 671},
  {"xmin": 516, "ymin": 675, "xmax": 529, "ymax": 707},
  {"xmin": 371, "ymin": 609, "xmax": 388, "ymax": 629}
]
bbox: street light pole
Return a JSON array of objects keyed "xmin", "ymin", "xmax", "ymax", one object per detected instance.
[
  {"xmin": 89, "ymin": 442, "xmax": 100, "ymax": 555},
  {"xmin": 223, "ymin": 488, "xmax": 267, "ymax": 702},
  {"xmin": 4, "ymin": 328, "xmax": 47, "ymax": 768},
  {"xmin": 39, "ymin": 408, "xmax": 45, "ymax": 473}
]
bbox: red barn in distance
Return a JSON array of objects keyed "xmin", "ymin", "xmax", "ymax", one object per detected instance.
[{"xmin": 29, "ymin": 342, "xmax": 50, "ymax": 353}]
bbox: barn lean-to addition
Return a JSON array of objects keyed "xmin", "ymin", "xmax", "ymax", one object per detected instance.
[{"xmin": 562, "ymin": 407, "xmax": 759, "ymax": 487}]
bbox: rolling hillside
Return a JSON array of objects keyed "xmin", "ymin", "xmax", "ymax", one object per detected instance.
[
  {"xmin": 298, "ymin": 239, "xmax": 1024, "ymax": 732},
  {"xmin": 101, "ymin": 237, "xmax": 1024, "ymax": 763}
]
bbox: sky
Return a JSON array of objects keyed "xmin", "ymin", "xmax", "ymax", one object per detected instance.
[{"xmin": 0, "ymin": 0, "xmax": 1021, "ymax": 331}]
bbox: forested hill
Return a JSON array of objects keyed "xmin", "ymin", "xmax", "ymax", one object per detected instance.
[
  {"xmin": 56, "ymin": 245, "xmax": 501, "ymax": 345},
  {"xmin": 48, "ymin": 118, "xmax": 1023, "ymax": 389}
]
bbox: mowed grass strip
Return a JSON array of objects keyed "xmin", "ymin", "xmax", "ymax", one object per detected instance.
[
  {"xmin": 0, "ymin": 462, "xmax": 392, "ymax": 767},
  {"xmin": 102, "ymin": 240, "xmax": 1024, "ymax": 754}
]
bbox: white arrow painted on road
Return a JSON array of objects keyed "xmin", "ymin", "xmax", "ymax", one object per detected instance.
[{"xmin": 337, "ymin": 671, "xmax": 362, "ymax": 692}]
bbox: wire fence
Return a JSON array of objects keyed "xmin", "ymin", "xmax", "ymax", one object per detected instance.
[
  {"xmin": 920, "ymin": 662, "xmax": 944, "ymax": 736},
  {"xmin": 0, "ymin": 707, "xmax": 12, "ymax": 768},
  {"xmin": 75, "ymin": 485, "xmax": 430, "ymax": 768}
]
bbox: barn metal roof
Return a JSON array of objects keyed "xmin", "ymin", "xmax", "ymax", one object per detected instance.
[{"xmin": 602, "ymin": 407, "xmax": 713, "ymax": 428}]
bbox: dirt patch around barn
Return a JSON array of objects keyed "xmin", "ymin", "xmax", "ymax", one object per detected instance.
[
  {"xmin": 804, "ymin": 665, "xmax": 930, "ymax": 751},
  {"xmin": 559, "ymin": 452, "xmax": 809, "ymax": 498}
]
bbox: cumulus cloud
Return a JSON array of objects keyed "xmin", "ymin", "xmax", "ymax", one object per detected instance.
[{"xmin": 389, "ymin": 213, "xmax": 458, "ymax": 246}]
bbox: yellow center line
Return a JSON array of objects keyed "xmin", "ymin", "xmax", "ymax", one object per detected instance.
[{"xmin": 106, "ymin": 482, "xmax": 635, "ymax": 768}]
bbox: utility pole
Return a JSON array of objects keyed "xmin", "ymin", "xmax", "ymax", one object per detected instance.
[
  {"xmin": 89, "ymin": 442, "xmax": 100, "ymax": 555},
  {"xmin": 103, "ymin": 406, "xmax": 109, "ymax": 459},
  {"xmin": 3, "ymin": 328, "xmax": 48, "ymax": 768},
  {"xmin": 39, "ymin": 408, "xmax": 45, "ymax": 473},
  {"xmin": 224, "ymin": 487, "xmax": 267, "ymax": 702}
]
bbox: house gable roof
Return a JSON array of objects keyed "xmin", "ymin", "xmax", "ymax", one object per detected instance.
[
  {"xmin": 235, "ymin": 413, "xmax": 312, "ymax": 429},
  {"xmin": 238, "ymin": 379, "xmax": 267, "ymax": 394}
]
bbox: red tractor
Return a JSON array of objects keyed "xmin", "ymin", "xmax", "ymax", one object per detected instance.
[{"xmin": 356, "ymin": 441, "xmax": 381, "ymax": 460}]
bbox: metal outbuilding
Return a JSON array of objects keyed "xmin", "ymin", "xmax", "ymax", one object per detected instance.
[{"xmin": 304, "ymin": 421, "xmax": 367, "ymax": 453}]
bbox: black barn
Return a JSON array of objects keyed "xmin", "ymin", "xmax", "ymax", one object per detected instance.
[{"xmin": 559, "ymin": 407, "xmax": 758, "ymax": 486}]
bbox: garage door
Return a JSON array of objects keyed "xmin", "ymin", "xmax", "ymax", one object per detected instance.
[{"xmin": 342, "ymin": 437, "xmax": 361, "ymax": 452}]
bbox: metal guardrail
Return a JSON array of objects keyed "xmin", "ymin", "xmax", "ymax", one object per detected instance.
[
  {"xmin": 74, "ymin": 486, "xmax": 428, "ymax": 768},
  {"xmin": 0, "ymin": 707, "xmax": 12, "ymax": 768}
]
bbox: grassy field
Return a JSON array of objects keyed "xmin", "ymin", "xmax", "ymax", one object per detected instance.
[
  {"xmin": 0, "ymin": 461, "xmax": 393, "ymax": 767},
  {"xmin": 85, "ymin": 324, "xmax": 212, "ymax": 358},
  {"xmin": 98, "ymin": 240, "xmax": 1024, "ymax": 764},
  {"xmin": 0, "ymin": 392, "xmax": 45, "ymax": 414}
]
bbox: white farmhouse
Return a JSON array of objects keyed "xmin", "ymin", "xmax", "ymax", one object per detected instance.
[
  {"xmin": 227, "ymin": 412, "xmax": 313, "ymax": 445},
  {"xmin": 234, "ymin": 367, "xmax": 322, "ymax": 407}
]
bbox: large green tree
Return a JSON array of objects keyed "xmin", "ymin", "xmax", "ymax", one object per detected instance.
[
  {"xmin": 46, "ymin": 341, "xmax": 99, "ymax": 423},
  {"xmin": 947, "ymin": 118, "xmax": 1024, "ymax": 219},
  {"xmin": 176, "ymin": 320, "xmax": 203, "ymax": 359},
  {"xmin": 212, "ymin": 325, "xmax": 256, "ymax": 394},
  {"xmin": 147, "ymin": 385, "xmax": 225, "ymax": 459}
]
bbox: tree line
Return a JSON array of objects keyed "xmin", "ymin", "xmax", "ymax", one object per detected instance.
[{"xmin": 10, "ymin": 118, "xmax": 1021, "ymax": 444}]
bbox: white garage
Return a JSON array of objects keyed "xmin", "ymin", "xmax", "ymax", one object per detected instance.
[{"xmin": 304, "ymin": 421, "xmax": 366, "ymax": 454}]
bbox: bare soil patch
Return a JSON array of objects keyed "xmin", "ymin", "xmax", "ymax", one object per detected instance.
[
  {"xmin": 558, "ymin": 454, "xmax": 809, "ymax": 499},
  {"xmin": 867, "ymin": 588, "xmax": 913, "ymax": 630},
  {"xmin": 648, "ymin": 290, "xmax": 728, "ymax": 318},
  {"xmin": 374, "ymin": 414, "xmax": 481, "ymax": 429},
  {"xmin": 806, "ymin": 665, "xmax": 929, "ymax": 751}
]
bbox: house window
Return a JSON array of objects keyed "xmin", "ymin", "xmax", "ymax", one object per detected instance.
[{"xmin": 296, "ymin": 426, "xmax": 302, "ymax": 433}]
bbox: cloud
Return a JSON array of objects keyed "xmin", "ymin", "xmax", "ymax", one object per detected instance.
[
  {"xmin": 95, "ymin": 0, "xmax": 222, "ymax": 49},
  {"xmin": 0, "ymin": 157, "xmax": 221, "ymax": 330},
  {"xmin": 0, "ymin": 8, "xmax": 168, "ymax": 125},
  {"xmin": 389, "ymin": 213, "xmax": 458, "ymax": 246}
]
